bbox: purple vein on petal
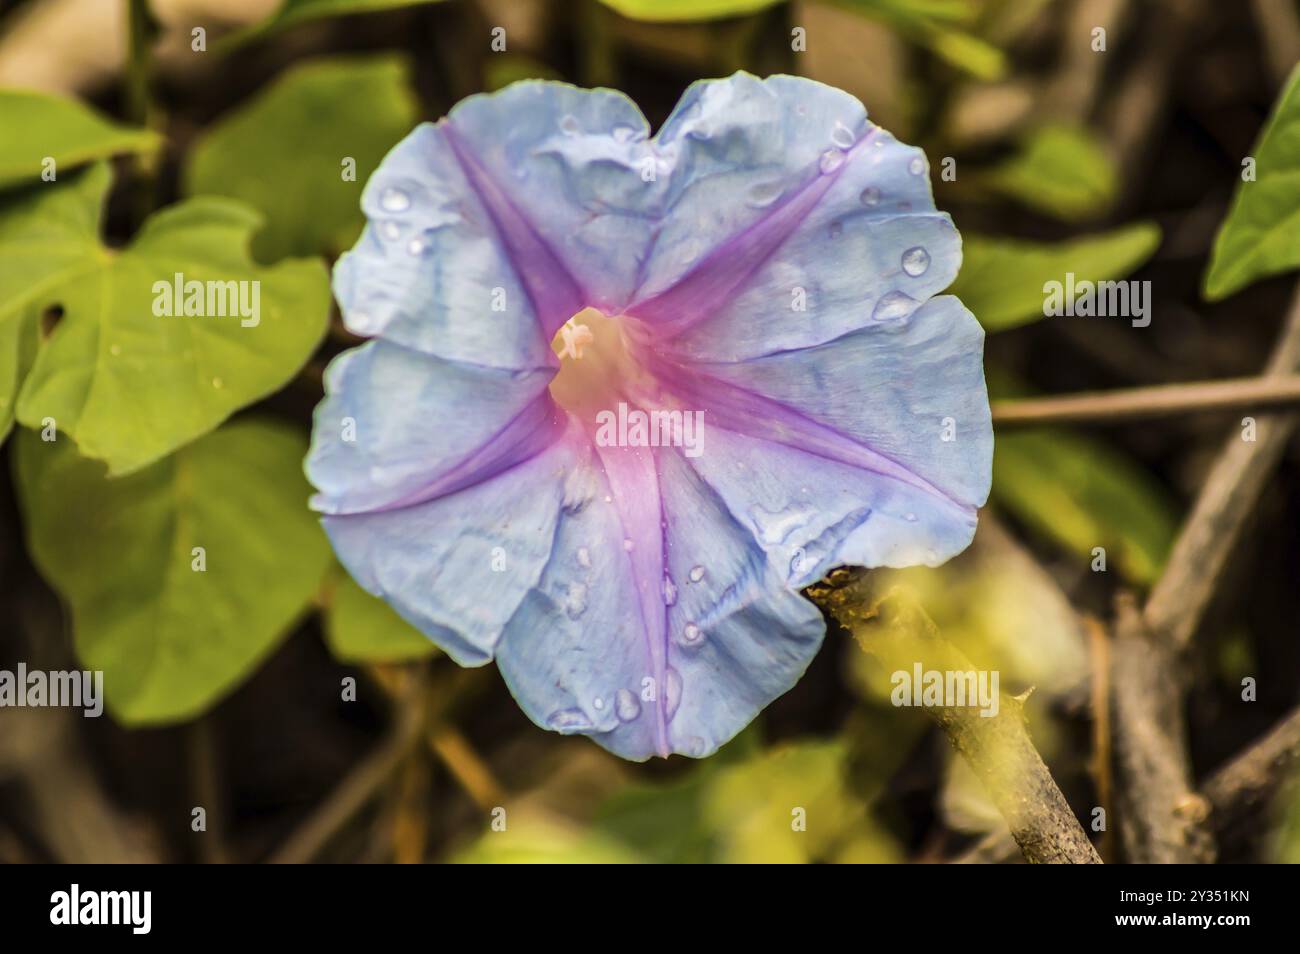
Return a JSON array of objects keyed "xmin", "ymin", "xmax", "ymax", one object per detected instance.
[
  {"xmin": 442, "ymin": 121, "xmax": 588, "ymax": 340},
  {"xmin": 316, "ymin": 392, "xmax": 565, "ymax": 516},
  {"xmin": 627, "ymin": 128, "xmax": 879, "ymax": 337},
  {"xmin": 591, "ymin": 442, "xmax": 671, "ymax": 756},
  {"xmin": 647, "ymin": 353, "xmax": 976, "ymax": 515}
]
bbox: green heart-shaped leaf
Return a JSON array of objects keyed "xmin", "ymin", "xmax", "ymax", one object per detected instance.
[
  {"xmin": 186, "ymin": 55, "xmax": 419, "ymax": 261},
  {"xmin": 15, "ymin": 418, "xmax": 332, "ymax": 724},
  {"xmin": 0, "ymin": 163, "xmax": 329, "ymax": 473}
]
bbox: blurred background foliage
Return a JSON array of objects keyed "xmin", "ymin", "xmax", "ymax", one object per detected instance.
[{"xmin": 0, "ymin": 0, "xmax": 1298, "ymax": 863}]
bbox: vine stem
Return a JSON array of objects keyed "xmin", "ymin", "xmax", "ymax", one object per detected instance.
[
  {"xmin": 808, "ymin": 572, "xmax": 1101, "ymax": 864},
  {"xmin": 991, "ymin": 375, "xmax": 1300, "ymax": 426},
  {"xmin": 125, "ymin": 0, "xmax": 152, "ymax": 128}
]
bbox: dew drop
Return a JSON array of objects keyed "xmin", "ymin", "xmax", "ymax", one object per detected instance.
[
  {"xmin": 665, "ymin": 668, "xmax": 683, "ymax": 721},
  {"xmin": 688, "ymin": 565, "xmax": 705, "ymax": 583},
  {"xmin": 859, "ymin": 186, "xmax": 881, "ymax": 207},
  {"xmin": 872, "ymin": 290, "xmax": 917, "ymax": 322},
  {"xmin": 908, "ymin": 156, "xmax": 926, "ymax": 176},
  {"xmin": 592, "ymin": 696, "xmax": 605, "ymax": 711},
  {"xmin": 211, "ymin": 377, "xmax": 223, "ymax": 389},
  {"xmin": 564, "ymin": 582, "xmax": 588, "ymax": 620},
  {"xmin": 381, "ymin": 221, "xmax": 400, "ymax": 241},
  {"xmin": 818, "ymin": 149, "xmax": 845, "ymax": 174},
  {"xmin": 548, "ymin": 708, "xmax": 593, "ymax": 732},
  {"xmin": 662, "ymin": 575, "xmax": 678, "ymax": 606},
  {"xmin": 407, "ymin": 237, "xmax": 427, "ymax": 256},
  {"xmin": 901, "ymin": 246, "xmax": 931, "ymax": 277},
  {"xmin": 559, "ymin": 114, "xmax": 580, "ymax": 135},
  {"xmin": 350, "ymin": 311, "xmax": 374, "ymax": 334},
  {"xmin": 748, "ymin": 180, "xmax": 783, "ymax": 208},
  {"xmin": 905, "ymin": 512, "xmax": 918, "ymax": 522},
  {"xmin": 577, "ymin": 546, "xmax": 592, "ymax": 569},
  {"xmin": 615, "ymin": 688, "xmax": 641, "ymax": 722},
  {"xmin": 683, "ymin": 622, "xmax": 703, "ymax": 645},
  {"xmin": 830, "ymin": 122, "xmax": 856, "ymax": 150},
  {"xmin": 622, "ymin": 538, "xmax": 634, "ymax": 552},
  {"xmin": 379, "ymin": 187, "xmax": 410, "ymax": 212}
]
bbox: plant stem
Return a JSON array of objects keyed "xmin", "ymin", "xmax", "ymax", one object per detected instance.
[
  {"xmin": 125, "ymin": 0, "xmax": 152, "ymax": 128},
  {"xmin": 992, "ymin": 375, "xmax": 1300, "ymax": 426}
]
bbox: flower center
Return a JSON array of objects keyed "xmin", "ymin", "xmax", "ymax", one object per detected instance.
[{"xmin": 549, "ymin": 307, "xmax": 647, "ymax": 417}]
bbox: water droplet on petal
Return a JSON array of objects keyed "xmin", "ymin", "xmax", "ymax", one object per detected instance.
[
  {"xmin": 380, "ymin": 187, "xmax": 410, "ymax": 212},
  {"xmin": 615, "ymin": 688, "xmax": 641, "ymax": 722},
  {"xmin": 905, "ymin": 512, "xmax": 918, "ymax": 522},
  {"xmin": 622, "ymin": 538, "xmax": 634, "ymax": 552},
  {"xmin": 564, "ymin": 582, "xmax": 588, "ymax": 619},
  {"xmin": 901, "ymin": 246, "xmax": 931, "ymax": 277},
  {"xmin": 664, "ymin": 668, "xmax": 683, "ymax": 721},
  {"xmin": 872, "ymin": 290, "xmax": 917, "ymax": 322},
  {"xmin": 819, "ymin": 149, "xmax": 845, "ymax": 174},
  {"xmin": 548, "ymin": 708, "xmax": 593, "ymax": 732},
  {"xmin": 560, "ymin": 114, "xmax": 580, "ymax": 135},
  {"xmin": 860, "ymin": 186, "xmax": 881, "ymax": 206},
  {"xmin": 688, "ymin": 565, "xmax": 705, "ymax": 583},
  {"xmin": 683, "ymin": 622, "xmax": 703, "ymax": 645},
  {"xmin": 592, "ymin": 696, "xmax": 604, "ymax": 711},
  {"xmin": 908, "ymin": 156, "xmax": 926, "ymax": 176},
  {"xmin": 577, "ymin": 547, "xmax": 592, "ymax": 569},
  {"xmin": 662, "ymin": 575, "xmax": 678, "ymax": 606},
  {"xmin": 748, "ymin": 180, "xmax": 783, "ymax": 208},
  {"xmin": 350, "ymin": 310, "xmax": 374, "ymax": 333},
  {"xmin": 407, "ymin": 237, "xmax": 426, "ymax": 256},
  {"xmin": 830, "ymin": 121, "xmax": 855, "ymax": 150},
  {"xmin": 381, "ymin": 221, "xmax": 401, "ymax": 240}
]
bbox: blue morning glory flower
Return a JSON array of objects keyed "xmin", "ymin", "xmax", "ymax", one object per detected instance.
[{"xmin": 307, "ymin": 72, "xmax": 992, "ymax": 760}]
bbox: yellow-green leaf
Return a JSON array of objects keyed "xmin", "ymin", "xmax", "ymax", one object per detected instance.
[
  {"xmin": 185, "ymin": 56, "xmax": 419, "ymax": 261},
  {"xmin": 0, "ymin": 89, "xmax": 159, "ymax": 190},
  {"xmin": 324, "ymin": 568, "xmax": 437, "ymax": 663},
  {"xmin": 952, "ymin": 223, "xmax": 1161, "ymax": 331},
  {"xmin": 1204, "ymin": 65, "xmax": 1300, "ymax": 299},
  {"xmin": 979, "ymin": 125, "xmax": 1116, "ymax": 220},
  {"xmin": 15, "ymin": 419, "xmax": 331, "ymax": 724},
  {"xmin": 0, "ymin": 164, "xmax": 329, "ymax": 474}
]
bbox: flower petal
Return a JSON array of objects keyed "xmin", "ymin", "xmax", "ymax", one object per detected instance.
[
  {"xmin": 493, "ymin": 438, "xmax": 825, "ymax": 760},
  {"xmin": 306, "ymin": 339, "xmax": 560, "ymax": 514},
  {"xmin": 335, "ymin": 124, "xmax": 560, "ymax": 368},
  {"xmin": 319, "ymin": 426, "xmax": 582, "ymax": 665}
]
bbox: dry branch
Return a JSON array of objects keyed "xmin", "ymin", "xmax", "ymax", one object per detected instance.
[{"xmin": 1111, "ymin": 282, "xmax": 1300, "ymax": 862}]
